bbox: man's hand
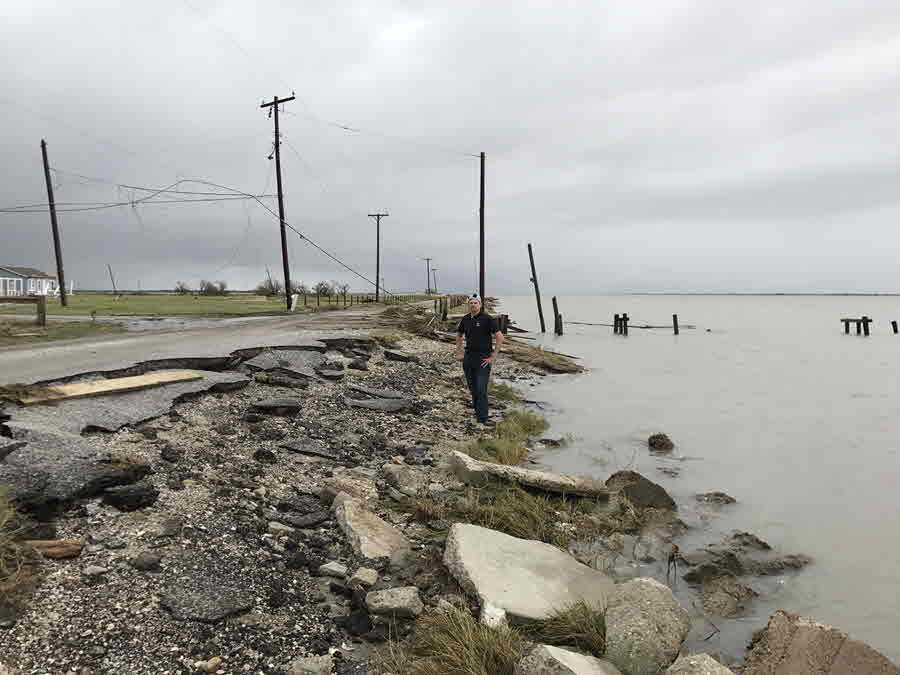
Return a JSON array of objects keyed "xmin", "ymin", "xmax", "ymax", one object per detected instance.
[
  {"xmin": 455, "ymin": 350, "xmax": 464, "ymax": 361},
  {"xmin": 481, "ymin": 354, "xmax": 495, "ymax": 367}
]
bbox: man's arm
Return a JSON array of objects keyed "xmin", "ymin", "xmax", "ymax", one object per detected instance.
[
  {"xmin": 455, "ymin": 322, "xmax": 465, "ymax": 360},
  {"xmin": 482, "ymin": 330, "xmax": 504, "ymax": 366}
]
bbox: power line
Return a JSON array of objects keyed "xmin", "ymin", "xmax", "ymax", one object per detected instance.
[
  {"xmin": 0, "ymin": 195, "xmax": 276, "ymax": 214},
  {"xmin": 282, "ymin": 108, "xmax": 480, "ymax": 159}
]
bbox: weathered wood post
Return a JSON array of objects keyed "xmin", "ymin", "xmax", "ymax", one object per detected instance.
[
  {"xmin": 843, "ymin": 319, "xmax": 850, "ymax": 334},
  {"xmin": 622, "ymin": 313, "xmax": 629, "ymax": 336},
  {"xmin": 442, "ymin": 298, "xmax": 448, "ymax": 321},
  {"xmin": 527, "ymin": 243, "xmax": 547, "ymax": 333},
  {"xmin": 892, "ymin": 320, "xmax": 898, "ymax": 334},
  {"xmin": 551, "ymin": 297, "xmax": 562, "ymax": 336},
  {"xmin": 37, "ymin": 296, "xmax": 47, "ymax": 327},
  {"xmin": 673, "ymin": 314, "xmax": 679, "ymax": 335},
  {"xmin": 614, "ymin": 314, "xmax": 620, "ymax": 334},
  {"xmin": 855, "ymin": 319, "xmax": 861, "ymax": 335},
  {"xmin": 862, "ymin": 316, "xmax": 871, "ymax": 336}
]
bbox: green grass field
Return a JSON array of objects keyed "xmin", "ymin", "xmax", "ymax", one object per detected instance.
[
  {"xmin": 0, "ymin": 317, "xmax": 125, "ymax": 347},
  {"xmin": 0, "ymin": 293, "xmax": 435, "ymax": 318}
]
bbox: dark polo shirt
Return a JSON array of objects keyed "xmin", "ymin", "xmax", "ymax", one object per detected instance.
[{"xmin": 457, "ymin": 311, "xmax": 500, "ymax": 357}]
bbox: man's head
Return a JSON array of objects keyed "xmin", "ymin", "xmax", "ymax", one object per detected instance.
[{"xmin": 468, "ymin": 297, "xmax": 482, "ymax": 315}]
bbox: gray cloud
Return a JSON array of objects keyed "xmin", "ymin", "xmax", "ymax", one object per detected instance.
[{"xmin": 3, "ymin": 0, "xmax": 900, "ymax": 295}]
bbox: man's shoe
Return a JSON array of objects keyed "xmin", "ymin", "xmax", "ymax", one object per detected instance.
[{"xmin": 478, "ymin": 420, "xmax": 496, "ymax": 428}]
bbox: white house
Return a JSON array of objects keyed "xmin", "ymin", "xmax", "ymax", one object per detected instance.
[{"xmin": 0, "ymin": 266, "xmax": 58, "ymax": 296}]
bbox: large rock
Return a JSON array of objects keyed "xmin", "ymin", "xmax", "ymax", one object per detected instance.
[
  {"xmin": 743, "ymin": 611, "xmax": 900, "ymax": 675},
  {"xmin": 450, "ymin": 451, "xmax": 609, "ymax": 498},
  {"xmin": 666, "ymin": 654, "xmax": 735, "ymax": 674},
  {"xmin": 242, "ymin": 349, "xmax": 325, "ymax": 380},
  {"xmin": 160, "ymin": 577, "xmax": 253, "ymax": 622},
  {"xmin": 384, "ymin": 349, "xmax": 419, "ymax": 363},
  {"xmin": 604, "ymin": 578, "xmax": 691, "ymax": 675},
  {"xmin": 102, "ymin": 481, "xmax": 159, "ymax": 511},
  {"xmin": 332, "ymin": 495, "xmax": 411, "ymax": 568},
  {"xmin": 606, "ymin": 471, "xmax": 676, "ymax": 510},
  {"xmin": 345, "ymin": 397, "xmax": 412, "ymax": 413},
  {"xmin": 516, "ymin": 644, "xmax": 623, "ymax": 674},
  {"xmin": 443, "ymin": 523, "xmax": 614, "ymax": 623},
  {"xmin": 251, "ymin": 398, "xmax": 301, "ymax": 416},
  {"xmin": 701, "ymin": 576, "xmax": 755, "ymax": 617},
  {"xmin": 321, "ymin": 468, "xmax": 378, "ymax": 505},
  {"xmin": 285, "ymin": 654, "xmax": 333, "ymax": 675},
  {"xmin": 348, "ymin": 384, "xmax": 407, "ymax": 399},
  {"xmin": 365, "ymin": 586, "xmax": 423, "ymax": 618},
  {"xmin": 382, "ymin": 463, "xmax": 426, "ymax": 497}
]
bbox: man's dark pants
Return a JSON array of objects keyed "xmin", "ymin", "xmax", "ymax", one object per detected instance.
[{"xmin": 462, "ymin": 353, "xmax": 491, "ymax": 423}]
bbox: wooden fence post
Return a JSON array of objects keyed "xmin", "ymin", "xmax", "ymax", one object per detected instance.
[
  {"xmin": 622, "ymin": 313, "xmax": 629, "ymax": 336},
  {"xmin": 673, "ymin": 314, "xmax": 679, "ymax": 335},
  {"xmin": 862, "ymin": 316, "xmax": 871, "ymax": 336},
  {"xmin": 37, "ymin": 296, "xmax": 47, "ymax": 327},
  {"xmin": 892, "ymin": 320, "xmax": 898, "ymax": 334},
  {"xmin": 614, "ymin": 314, "xmax": 620, "ymax": 334}
]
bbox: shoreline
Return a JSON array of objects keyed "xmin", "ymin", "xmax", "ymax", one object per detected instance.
[{"xmin": 0, "ymin": 303, "xmax": 896, "ymax": 674}]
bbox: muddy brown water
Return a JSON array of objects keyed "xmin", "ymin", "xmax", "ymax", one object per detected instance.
[{"xmin": 499, "ymin": 294, "xmax": 900, "ymax": 664}]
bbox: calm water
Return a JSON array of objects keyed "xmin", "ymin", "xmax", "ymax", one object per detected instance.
[{"xmin": 498, "ymin": 295, "xmax": 900, "ymax": 663}]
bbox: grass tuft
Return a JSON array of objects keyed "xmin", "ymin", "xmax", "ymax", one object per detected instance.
[
  {"xmin": 489, "ymin": 381, "xmax": 522, "ymax": 403},
  {"xmin": 374, "ymin": 607, "xmax": 525, "ymax": 675},
  {"xmin": 0, "ymin": 487, "xmax": 41, "ymax": 604},
  {"xmin": 465, "ymin": 438, "xmax": 528, "ymax": 466},
  {"xmin": 522, "ymin": 600, "xmax": 607, "ymax": 657},
  {"xmin": 495, "ymin": 410, "xmax": 548, "ymax": 442}
]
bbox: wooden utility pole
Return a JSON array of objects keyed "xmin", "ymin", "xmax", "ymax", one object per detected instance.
[
  {"xmin": 423, "ymin": 257, "xmax": 433, "ymax": 294},
  {"xmin": 368, "ymin": 213, "xmax": 388, "ymax": 302},
  {"xmin": 431, "ymin": 268, "xmax": 439, "ymax": 294},
  {"xmin": 260, "ymin": 94, "xmax": 296, "ymax": 310},
  {"xmin": 527, "ymin": 243, "xmax": 546, "ymax": 333},
  {"xmin": 107, "ymin": 264, "xmax": 118, "ymax": 294},
  {"xmin": 40, "ymin": 140, "xmax": 67, "ymax": 307},
  {"xmin": 479, "ymin": 152, "xmax": 485, "ymax": 300}
]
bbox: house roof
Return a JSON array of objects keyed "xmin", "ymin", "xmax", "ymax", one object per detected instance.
[{"xmin": 0, "ymin": 265, "xmax": 56, "ymax": 279}]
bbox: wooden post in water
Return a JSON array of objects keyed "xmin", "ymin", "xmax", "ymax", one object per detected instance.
[
  {"xmin": 843, "ymin": 319, "xmax": 851, "ymax": 334},
  {"xmin": 527, "ymin": 243, "xmax": 547, "ymax": 333},
  {"xmin": 673, "ymin": 314, "xmax": 679, "ymax": 335},
  {"xmin": 614, "ymin": 314, "xmax": 620, "ymax": 334},
  {"xmin": 862, "ymin": 316, "xmax": 871, "ymax": 336},
  {"xmin": 856, "ymin": 319, "xmax": 861, "ymax": 335},
  {"xmin": 551, "ymin": 297, "xmax": 562, "ymax": 336},
  {"xmin": 892, "ymin": 320, "xmax": 898, "ymax": 334},
  {"xmin": 622, "ymin": 313, "xmax": 629, "ymax": 336}
]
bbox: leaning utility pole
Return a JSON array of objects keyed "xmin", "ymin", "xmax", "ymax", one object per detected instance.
[
  {"xmin": 40, "ymin": 140, "xmax": 67, "ymax": 307},
  {"xmin": 478, "ymin": 151, "xmax": 485, "ymax": 300},
  {"xmin": 422, "ymin": 257, "xmax": 433, "ymax": 294},
  {"xmin": 431, "ymin": 268, "xmax": 439, "ymax": 294},
  {"xmin": 368, "ymin": 213, "xmax": 388, "ymax": 302},
  {"xmin": 107, "ymin": 264, "xmax": 118, "ymax": 295},
  {"xmin": 260, "ymin": 93, "xmax": 296, "ymax": 310}
]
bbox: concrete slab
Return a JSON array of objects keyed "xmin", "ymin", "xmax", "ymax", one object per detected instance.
[
  {"xmin": 3, "ymin": 371, "xmax": 249, "ymax": 435},
  {"xmin": 443, "ymin": 523, "xmax": 614, "ymax": 623}
]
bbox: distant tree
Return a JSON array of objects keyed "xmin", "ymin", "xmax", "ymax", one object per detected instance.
[
  {"xmin": 337, "ymin": 282, "xmax": 350, "ymax": 298},
  {"xmin": 256, "ymin": 278, "xmax": 284, "ymax": 297},
  {"xmin": 199, "ymin": 280, "xmax": 228, "ymax": 296},
  {"xmin": 313, "ymin": 280, "xmax": 334, "ymax": 297},
  {"xmin": 174, "ymin": 281, "xmax": 191, "ymax": 295},
  {"xmin": 290, "ymin": 281, "xmax": 310, "ymax": 296}
]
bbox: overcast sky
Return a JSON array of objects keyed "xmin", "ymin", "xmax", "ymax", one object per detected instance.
[{"xmin": 3, "ymin": 1, "xmax": 900, "ymax": 294}]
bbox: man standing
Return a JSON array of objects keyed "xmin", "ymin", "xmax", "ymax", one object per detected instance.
[{"xmin": 455, "ymin": 296, "xmax": 504, "ymax": 426}]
